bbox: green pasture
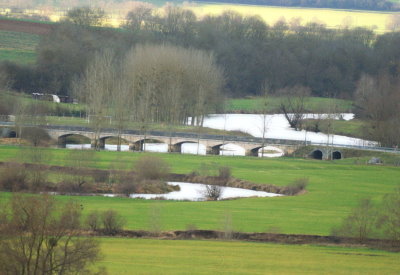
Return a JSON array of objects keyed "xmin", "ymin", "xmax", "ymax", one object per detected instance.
[
  {"xmin": 97, "ymin": 238, "xmax": 400, "ymax": 274},
  {"xmin": 226, "ymin": 96, "xmax": 353, "ymax": 113},
  {"xmin": 302, "ymin": 119, "xmax": 365, "ymax": 139},
  {"xmin": 0, "ymin": 146, "xmax": 399, "ymax": 235},
  {"xmin": 0, "ymin": 30, "xmax": 39, "ymax": 64}
]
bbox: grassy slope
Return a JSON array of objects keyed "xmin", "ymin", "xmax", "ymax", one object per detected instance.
[
  {"xmin": 98, "ymin": 238, "xmax": 400, "ymax": 274},
  {"xmin": 0, "ymin": 146, "xmax": 399, "ymax": 235},
  {"xmin": 0, "ymin": 30, "xmax": 39, "ymax": 64},
  {"xmin": 226, "ymin": 96, "xmax": 353, "ymax": 113},
  {"xmin": 302, "ymin": 119, "xmax": 366, "ymax": 139}
]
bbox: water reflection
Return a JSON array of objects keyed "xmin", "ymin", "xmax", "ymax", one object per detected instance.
[
  {"xmin": 181, "ymin": 143, "xmax": 206, "ymax": 155},
  {"xmin": 219, "ymin": 143, "xmax": 245, "ymax": 156}
]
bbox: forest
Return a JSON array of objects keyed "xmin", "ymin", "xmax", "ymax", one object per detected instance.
[{"xmin": 1, "ymin": 7, "xmax": 399, "ymax": 100}]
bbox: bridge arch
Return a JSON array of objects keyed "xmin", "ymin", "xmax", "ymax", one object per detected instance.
[
  {"xmin": 208, "ymin": 143, "xmax": 246, "ymax": 156},
  {"xmin": 255, "ymin": 146, "xmax": 285, "ymax": 158},
  {"xmin": 332, "ymin": 151, "xmax": 342, "ymax": 160},
  {"xmin": 99, "ymin": 136, "xmax": 130, "ymax": 151},
  {"xmin": 311, "ymin": 149, "xmax": 323, "ymax": 160},
  {"xmin": 8, "ymin": 130, "xmax": 17, "ymax": 138},
  {"xmin": 58, "ymin": 133, "xmax": 91, "ymax": 148},
  {"xmin": 171, "ymin": 141, "xmax": 206, "ymax": 155},
  {"xmin": 134, "ymin": 138, "xmax": 167, "ymax": 152}
]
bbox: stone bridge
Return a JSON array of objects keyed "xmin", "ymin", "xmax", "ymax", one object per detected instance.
[
  {"xmin": 43, "ymin": 125, "xmax": 304, "ymax": 156},
  {"xmin": 1, "ymin": 123, "xmax": 346, "ymax": 159}
]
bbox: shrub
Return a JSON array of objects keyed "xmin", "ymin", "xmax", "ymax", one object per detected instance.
[
  {"xmin": 0, "ymin": 164, "xmax": 28, "ymax": 191},
  {"xmin": 21, "ymin": 127, "xmax": 51, "ymax": 147},
  {"xmin": 113, "ymin": 181, "xmax": 136, "ymax": 197},
  {"xmin": 218, "ymin": 166, "xmax": 231, "ymax": 185},
  {"xmin": 283, "ymin": 178, "xmax": 309, "ymax": 195},
  {"xmin": 203, "ymin": 184, "xmax": 223, "ymax": 201},
  {"xmin": 86, "ymin": 211, "xmax": 101, "ymax": 232},
  {"xmin": 331, "ymin": 198, "xmax": 377, "ymax": 242},
  {"xmin": 101, "ymin": 210, "xmax": 125, "ymax": 235},
  {"xmin": 135, "ymin": 155, "xmax": 170, "ymax": 180},
  {"xmin": 377, "ymin": 187, "xmax": 400, "ymax": 241}
]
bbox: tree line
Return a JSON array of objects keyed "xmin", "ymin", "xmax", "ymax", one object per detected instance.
[{"xmin": 1, "ymin": 6, "xmax": 399, "ymax": 100}]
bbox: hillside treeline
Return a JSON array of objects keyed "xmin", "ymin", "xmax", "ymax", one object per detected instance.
[
  {"xmin": 1, "ymin": 7, "xmax": 399, "ymax": 99},
  {"xmin": 196, "ymin": 0, "xmax": 399, "ymax": 11}
]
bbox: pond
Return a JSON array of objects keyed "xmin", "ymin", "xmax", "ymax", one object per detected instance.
[{"xmin": 122, "ymin": 182, "xmax": 282, "ymax": 201}]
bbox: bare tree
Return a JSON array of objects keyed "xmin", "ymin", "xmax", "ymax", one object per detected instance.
[
  {"xmin": 110, "ymin": 78, "xmax": 133, "ymax": 151},
  {"xmin": 74, "ymin": 50, "xmax": 116, "ymax": 150},
  {"xmin": 19, "ymin": 147, "xmax": 52, "ymax": 191},
  {"xmin": 65, "ymin": 149, "xmax": 95, "ymax": 192},
  {"xmin": 64, "ymin": 7, "xmax": 107, "ymax": 27},
  {"xmin": 279, "ymin": 85, "xmax": 311, "ymax": 130},
  {"xmin": 101, "ymin": 210, "xmax": 125, "ymax": 235},
  {"xmin": 0, "ymin": 194, "xmax": 101, "ymax": 274},
  {"xmin": 123, "ymin": 44, "xmax": 224, "ymax": 126},
  {"xmin": 259, "ymin": 81, "xmax": 270, "ymax": 157},
  {"xmin": 203, "ymin": 184, "xmax": 223, "ymax": 201},
  {"xmin": 134, "ymin": 155, "xmax": 170, "ymax": 181},
  {"xmin": 354, "ymin": 74, "xmax": 400, "ymax": 147},
  {"xmin": 124, "ymin": 3, "xmax": 155, "ymax": 32},
  {"xmin": 332, "ymin": 198, "xmax": 377, "ymax": 242}
]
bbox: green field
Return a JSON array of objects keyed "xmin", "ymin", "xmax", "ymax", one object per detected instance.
[
  {"xmin": 97, "ymin": 238, "xmax": 400, "ymax": 274},
  {"xmin": 0, "ymin": 30, "xmax": 39, "ymax": 64},
  {"xmin": 226, "ymin": 96, "xmax": 353, "ymax": 113},
  {"xmin": 0, "ymin": 146, "xmax": 399, "ymax": 235},
  {"xmin": 302, "ymin": 118, "xmax": 365, "ymax": 139}
]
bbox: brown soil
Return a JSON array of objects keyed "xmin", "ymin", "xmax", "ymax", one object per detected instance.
[{"xmin": 0, "ymin": 18, "xmax": 53, "ymax": 35}]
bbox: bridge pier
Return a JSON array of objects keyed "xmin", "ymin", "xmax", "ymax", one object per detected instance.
[
  {"xmin": 206, "ymin": 146, "xmax": 220, "ymax": 155},
  {"xmin": 91, "ymin": 139, "xmax": 105, "ymax": 149},
  {"xmin": 245, "ymin": 149, "xmax": 258, "ymax": 157},
  {"xmin": 168, "ymin": 144, "xmax": 181, "ymax": 153},
  {"xmin": 132, "ymin": 142, "xmax": 142, "ymax": 151}
]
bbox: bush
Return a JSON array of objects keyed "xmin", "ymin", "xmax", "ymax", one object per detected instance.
[
  {"xmin": 331, "ymin": 198, "xmax": 377, "ymax": 242},
  {"xmin": 86, "ymin": 211, "xmax": 101, "ymax": 232},
  {"xmin": 21, "ymin": 127, "xmax": 51, "ymax": 147},
  {"xmin": 101, "ymin": 210, "xmax": 125, "ymax": 235},
  {"xmin": 57, "ymin": 176, "xmax": 95, "ymax": 194},
  {"xmin": 283, "ymin": 178, "xmax": 309, "ymax": 195},
  {"xmin": 218, "ymin": 166, "xmax": 231, "ymax": 185},
  {"xmin": 377, "ymin": 187, "xmax": 400, "ymax": 241},
  {"xmin": 134, "ymin": 155, "xmax": 170, "ymax": 180},
  {"xmin": 0, "ymin": 164, "xmax": 28, "ymax": 191},
  {"xmin": 113, "ymin": 181, "xmax": 136, "ymax": 197},
  {"xmin": 203, "ymin": 184, "xmax": 223, "ymax": 201}
]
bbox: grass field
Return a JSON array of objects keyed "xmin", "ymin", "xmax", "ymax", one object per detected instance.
[
  {"xmin": 188, "ymin": 3, "xmax": 396, "ymax": 33},
  {"xmin": 0, "ymin": 146, "xmax": 399, "ymax": 235},
  {"xmin": 0, "ymin": 30, "xmax": 39, "ymax": 64},
  {"xmin": 226, "ymin": 96, "xmax": 353, "ymax": 113},
  {"xmin": 97, "ymin": 238, "xmax": 400, "ymax": 274},
  {"xmin": 302, "ymin": 118, "xmax": 365, "ymax": 139}
]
